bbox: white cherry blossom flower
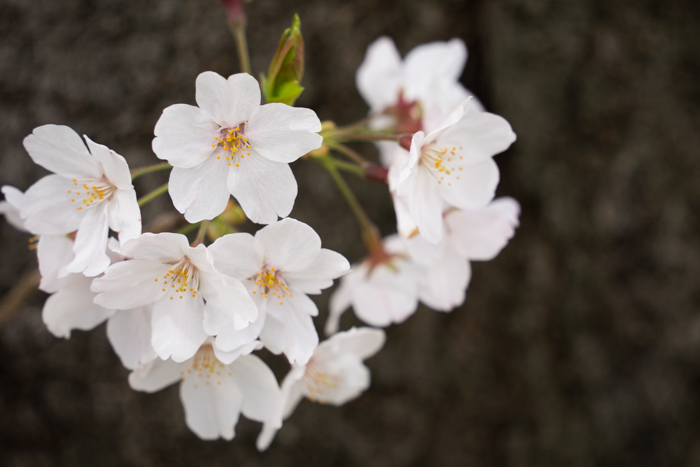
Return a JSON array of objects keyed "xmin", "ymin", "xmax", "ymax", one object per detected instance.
[
  {"xmin": 390, "ymin": 100, "xmax": 516, "ymax": 244},
  {"xmin": 92, "ymin": 232, "xmax": 258, "ymax": 362},
  {"xmin": 0, "ymin": 186, "xmax": 27, "ymax": 232},
  {"xmin": 129, "ymin": 342, "xmax": 281, "ymax": 441},
  {"xmin": 152, "ymin": 71, "xmax": 323, "ymax": 224},
  {"xmin": 257, "ymin": 327, "xmax": 385, "ymax": 451},
  {"xmin": 20, "ymin": 125, "xmax": 141, "ymax": 277},
  {"xmin": 208, "ymin": 218, "xmax": 350, "ymax": 365}
]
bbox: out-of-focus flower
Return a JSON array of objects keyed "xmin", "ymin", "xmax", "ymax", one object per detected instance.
[
  {"xmin": 256, "ymin": 327, "xmax": 385, "ymax": 451},
  {"xmin": 129, "ymin": 342, "xmax": 281, "ymax": 441},
  {"xmin": 152, "ymin": 71, "xmax": 322, "ymax": 224},
  {"xmin": 20, "ymin": 125, "xmax": 141, "ymax": 277},
  {"xmin": 92, "ymin": 232, "xmax": 257, "ymax": 362},
  {"xmin": 208, "ymin": 218, "xmax": 350, "ymax": 364}
]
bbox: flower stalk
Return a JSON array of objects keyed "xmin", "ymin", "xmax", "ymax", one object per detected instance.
[
  {"xmin": 130, "ymin": 162, "xmax": 171, "ymax": 180},
  {"xmin": 137, "ymin": 183, "xmax": 169, "ymax": 207}
]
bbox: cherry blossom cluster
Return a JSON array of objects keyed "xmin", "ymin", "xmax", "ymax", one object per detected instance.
[{"xmin": 0, "ymin": 11, "xmax": 519, "ymax": 450}]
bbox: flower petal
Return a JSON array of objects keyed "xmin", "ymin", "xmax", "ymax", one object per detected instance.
[
  {"xmin": 198, "ymin": 272, "xmax": 258, "ymax": 330},
  {"xmin": 169, "ymin": 156, "xmax": 231, "ymax": 223},
  {"xmin": 92, "ymin": 260, "xmax": 168, "ymax": 309},
  {"xmin": 120, "ymin": 232, "xmax": 190, "ymax": 263},
  {"xmin": 356, "ymin": 36, "xmax": 403, "ymax": 111},
  {"xmin": 37, "ymin": 234, "xmax": 74, "ymax": 293},
  {"xmin": 66, "ymin": 204, "xmax": 111, "ymax": 277},
  {"xmin": 438, "ymin": 157, "xmax": 499, "ymax": 210},
  {"xmin": 230, "ymin": 354, "xmax": 282, "ymax": 424},
  {"xmin": 153, "ymin": 104, "xmax": 219, "ymax": 168},
  {"xmin": 254, "ymin": 218, "xmax": 321, "ymax": 272},
  {"xmin": 128, "ymin": 358, "xmax": 183, "ymax": 392},
  {"xmin": 404, "ymin": 168, "xmax": 445, "ymax": 244},
  {"xmin": 317, "ymin": 327, "xmax": 387, "ymax": 362},
  {"xmin": 418, "ymin": 255, "xmax": 470, "ymax": 312},
  {"xmin": 245, "ymin": 104, "xmax": 322, "ymax": 164},
  {"xmin": 439, "ymin": 112, "xmax": 516, "ymax": 164},
  {"xmin": 403, "ymin": 39, "xmax": 467, "ymax": 100},
  {"xmin": 23, "ymin": 125, "xmax": 102, "ymax": 178},
  {"xmin": 195, "ymin": 72, "xmax": 260, "ymax": 127},
  {"xmin": 262, "ymin": 291, "xmax": 319, "ymax": 365},
  {"xmin": 283, "ymin": 249, "xmax": 350, "ymax": 294},
  {"xmin": 21, "ymin": 175, "xmax": 84, "ymax": 235},
  {"xmin": 151, "ymin": 295, "xmax": 207, "ymax": 362},
  {"xmin": 352, "ymin": 263, "xmax": 419, "ymax": 327},
  {"xmin": 208, "ymin": 233, "xmax": 262, "ymax": 280},
  {"xmin": 106, "ymin": 306, "xmax": 157, "ymax": 370},
  {"xmin": 107, "ymin": 189, "xmax": 142, "ymax": 244},
  {"xmin": 83, "ymin": 136, "xmax": 132, "ymax": 190},
  {"xmin": 0, "ymin": 186, "xmax": 27, "ymax": 232}
]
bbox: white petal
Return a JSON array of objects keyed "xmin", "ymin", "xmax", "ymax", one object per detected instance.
[
  {"xmin": 153, "ymin": 104, "xmax": 219, "ymax": 168},
  {"xmin": 227, "ymin": 155, "xmax": 297, "ymax": 225},
  {"xmin": 151, "ymin": 295, "xmax": 207, "ymax": 362},
  {"xmin": 316, "ymin": 327, "xmax": 386, "ymax": 362},
  {"xmin": 195, "ymin": 72, "xmax": 260, "ymax": 127},
  {"xmin": 92, "ymin": 260, "xmax": 168, "ymax": 309},
  {"xmin": 245, "ymin": 104, "xmax": 322, "ymax": 164},
  {"xmin": 439, "ymin": 112, "xmax": 516, "ymax": 163},
  {"xmin": 106, "ymin": 307, "xmax": 157, "ymax": 370},
  {"xmin": 108, "ymin": 189, "xmax": 142, "ymax": 244},
  {"xmin": 326, "ymin": 263, "xmax": 368, "ymax": 336},
  {"xmin": 37, "ymin": 234, "xmax": 74, "ymax": 293},
  {"xmin": 0, "ymin": 186, "xmax": 27, "ymax": 232},
  {"xmin": 120, "ymin": 232, "xmax": 190, "ymax": 263},
  {"xmin": 438, "ymin": 157, "xmax": 499, "ymax": 210},
  {"xmin": 128, "ymin": 358, "xmax": 183, "ymax": 393},
  {"xmin": 356, "ymin": 36, "xmax": 403, "ymax": 111},
  {"xmin": 403, "ymin": 38, "xmax": 467, "ymax": 99},
  {"xmin": 22, "ymin": 175, "xmax": 84, "ymax": 235},
  {"xmin": 262, "ymin": 291, "xmax": 319, "ymax": 365},
  {"xmin": 212, "ymin": 339, "xmax": 262, "ymax": 365},
  {"xmin": 66, "ymin": 205, "xmax": 111, "ymax": 277},
  {"xmin": 208, "ymin": 286, "xmax": 266, "ymax": 352},
  {"xmin": 198, "ymin": 272, "xmax": 258, "ymax": 330},
  {"xmin": 352, "ymin": 264, "xmax": 419, "ymax": 327},
  {"xmin": 302, "ymin": 359, "xmax": 370, "ymax": 406},
  {"xmin": 405, "ymin": 168, "xmax": 444, "ymax": 244},
  {"xmin": 418, "ymin": 255, "xmax": 470, "ymax": 311},
  {"xmin": 283, "ymin": 249, "xmax": 350, "ymax": 294},
  {"xmin": 230, "ymin": 354, "xmax": 282, "ymax": 424},
  {"xmin": 254, "ymin": 218, "xmax": 321, "ymax": 272},
  {"xmin": 42, "ymin": 273, "xmax": 116, "ymax": 338},
  {"xmin": 208, "ymin": 233, "xmax": 262, "ymax": 280},
  {"xmin": 83, "ymin": 136, "xmax": 132, "ymax": 190},
  {"xmin": 23, "ymin": 125, "xmax": 102, "ymax": 178},
  {"xmin": 180, "ymin": 367, "xmax": 243, "ymax": 441},
  {"xmin": 169, "ymin": 156, "xmax": 231, "ymax": 223}
]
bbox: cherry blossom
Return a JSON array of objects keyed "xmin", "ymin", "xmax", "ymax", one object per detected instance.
[
  {"xmin": 257, "ymin": 327, "xmax": 385, "ymax": 451},
  {"xmin": 91, "ymin": 232, "xmax": 257, "ymax": 362},
  {"xmin": 19, "ymin": 125, "xmax": 141, "ymax": 277},
  {"xmin": 129, "ymin": 342, "xmax": 281, "ymax": 441},
  {"xmin": 207, "ymin": 218, "xmax": 350, "ymax": 365},
  {"xmin": 152, "ymin": 71, "xmax": 322, "ymax": 224}
]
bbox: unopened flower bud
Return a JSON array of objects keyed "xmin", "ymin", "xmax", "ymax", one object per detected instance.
[
  {"xmin": 363, "ymin": 164, "xmax": 388, "ymax": 184},
  {"xmin": 261, "ymin": 14, "xmax": 305, "ymax": 105},
  {"xmin": 398, "ymin": 134, "xmax": 413, "ymax": 151}
]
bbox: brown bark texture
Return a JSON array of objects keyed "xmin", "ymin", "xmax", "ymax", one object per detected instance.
[{"xmin": 0, "ymin": 0, "xmax": 699, "ymax": 466}]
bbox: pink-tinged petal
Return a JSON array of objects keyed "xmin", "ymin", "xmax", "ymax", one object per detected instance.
[
  {"xmin": 392, "ymin": 192, "xmax": 419, "ymax": 239},
  {"xmin": 0, "ymin": 186, "xmax": 27, "ymax": 232},
  {"xmin": 22, "ymin": 175, "xmax": 84, "ymax": 235},
  {"xmin": 255, "ymin": 363, "xmax": 305, "ymax": 451},
  {"xmin": 438, "ymin": 157, "xmax": 499, "ymax": 210},
  {"xmin": 213, "ymin": 340, "xmax": 262, "ymax": 365},
  {"xmin": 42, "ymin": 273, "xmax": 116, "ymax": 338},
  {"xmin": 121, "ymin": 232, "xmax": 189, "ymax": 263},
  {"xmin": 153, "ymin": 104, "xmax": 219, "ymax": 168},
  {"xmin": 83, "ymin": 136, "xmax": 132, "ymax": 190},
  {"xmin": 209, "ymin": 233, "xmax": 262, "ymax": 280},
  {"xmin": 393, "ymin": 132, "xmax": 425, "ymax": 189},
  {"xmin": 405, "ymin": 234, "xmax": 441, "ymax": 266},
  {"xmin": 23, "ymin": 125, "xmax": 102, "ymax": 178},
  {"xmin": 356, "ymin": 36, "xmax": 403, "ymax": 111},
  {"xmin": 227, "ymin": 156, "xmax": 297, "ymax": 225},
  {"xmin": 128, "ymin": 358, "xmax": 183, "ymax": 393},
  {"xmin": 422, "ymin": 81, "xmax": 477, "ymax": 132},
  {"xmin": 66, "ymin": 205, "xmax": 110, "ymax": 277},
  {"xmin": 404, "ymin": 168, "xmax": 444, "ymax": 244},
  {"xmin": 445, "ymin": 197, "xmax": 520, "ymax": 261},
  {"xmin": 283, "ymin": 249, "xmax": 350, "ymax": 294},
  {"xmin": 352, "ymin": 264, "xmax": 419, "ymax": 327},
  {"xmin": 195, "ymin": 71, "xmax": 260, "ymax": 127},
  {"xmin": 106, "ymin": 306, "xmax": 157, "ymax": 370},
  {"xmin": 107, "ymin": 189, "xmax": 142, "ymax": 244},
  {"xmin": 376, "ymin": 141, "xmax": 398, "ymax": 168},
  {"xmin": 302, "ymin": 358, "xmax": 370, "ymax": 406},
  {"xmin": 198, "ymin": 272, "xmax": 258, "ymax": 330},
  {"xmin": 92, "ymin": 260, "xmax": 168, "ymax": 309},
  {"xmin": 169, "ymin": 156, "xmax": 231, "ymax": 223},
  {"xmin": 37, "ymin": 234, "xmax": 74, "ymax": 293},
  {"xmin": 180, "ymin": 366, "xmax": 243, "ymax": 441},
  {"xmin": 263, "ymin": 291, "xmax": 319, "ymax": 365},
  {"xmin": 418, "ymin": 255, "xmax": 470, "ymax": 312},
  {"xmin": 403, "ymin": 39, "xmax": 467, "ymax": 99},
  {"xmin": 230, "ymin": 354, "xmax": 282, "ymax": 424},
  {"xmin": 245, "ymin": 104, "xmax": 322, "ymax": 164},
  {"xmin": 151, "ymin": 295, "xmax": 207, "ymax": 362},
  {"xmin": 326, "ymin": 263, "xmax": 368, "ymax": 336},
  {"xmin": 254, "ymin": 218, "xmax": 321, "ymax": 272},
  {"xmin": 439, "ymin": 112, "xmax": 516, "ymax": 163},
  {"xmin": 316, "ymin": 327, "xmax": 386, "ymax": 362},
  {"xmin": 423, "ymin": 100, "xmax": 468, "ymax": 143}
]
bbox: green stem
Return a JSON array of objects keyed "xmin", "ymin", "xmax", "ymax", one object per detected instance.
[
  {"xmin": 130, "ymin": 162, "xmax": 171, "ymax": 180},
  {"xmin": 177, "ymin": 222, "xmax": 200, "ymax": 235},
  {"xmin": 230, "ymin": 21, "xmax": 252, "ymax": 74},
  {"xmin": 192, "ymin": 220, "xmax": 210, "ymax": 246},
  {"xmin": 328, "ymin": 142, "xmax": 368, "ymax": 165},
  {"xmin": 332, "ymin": 158, "xmax": 365, "ymax": 178},
  {"xmin": 137, "ymin": 183, "xmax": 169, "ymax": 207}
]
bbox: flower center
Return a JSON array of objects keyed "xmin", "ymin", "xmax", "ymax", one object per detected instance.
[
  {"xmin": 67, "ymin": 178, "xmax": 115, "ymax": 211},
  {"xmin": 179, "ymin": 344, "xmax": 233, "ymax": 390},
  {"xmin": 303, "ymin": 359, "xmax": 343, "ymax": 402},
  {"xmin": 155, "ymin": 257, "xmax": 200, "ymax": 301},
  {"xmin": 212, "ymin": 123, "xmax": 253, "ymax": 168},
  {"xmin": 252, "ymin": 266, "xmax": 293, "ymax": 306},
  {"xmin": 420, "ymin": 143, "xmax": 465, "ymax": 187}
]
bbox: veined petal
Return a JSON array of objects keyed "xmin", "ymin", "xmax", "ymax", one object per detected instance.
[
  {"xmin": 37, "ymin": 234, "xmax": 74, "ymax": 293},
  {"xmin": 129, "ymin": 358, "xmax": 183, "ymax": 392},
  {"xmin": 195, "ymin": 72, "xmax": 260, "ymax": 127},
  {"xmin": 302, "ymin": 358, "xmax": 370, "ymax": 406},
  {"xmin": 92, "ymin": 260, "xmax": 168, "ymax": 309},
  {"xmin": 169, "ymin": 156, "xmax": 231, "ymax": 223},
  {"xmin": 153, "ymin": 104, "xmax": 219, "ymax": 168},
  {"xmin": 352, "ymin": 264, "xmax": 419, "ymax": 327},
  {"xmin": 403, "ymin": 38, "xmax": 467, "ymax": 100},
  {"xmin": 262, "ymin": 292, "xmax": 319, "ymax": 365},
  {"xmin": 254, "ymin": 218, "xmax": 321, "ymax": 272},
  {"xmin": 22, "ymin": 175, "xmax": 84, "ymax": 235},
  {"xmin": 356, "ymin": 36, "xmax": 403, "ymax": 111},
  {"xmin": 23, "ymin": 125, "xmax": 102, "ymax": 178},
  {"xmin": 151, "ymin": 295, "xmax": 207, "ymax": 362},
  {"xmin": 106, "ymin": 306, "xmax": 157, "ymax": 370},
  {"xmin": 209, "ymin": 233, "xmax": 263, "ymax": 280},
  {"xmin": 42, "ymin": 273, "xmax": 116, "ymax": 338},
  {"xmin": 230, "ymin": 354, "xmax": 283, "ymax": 424},
  {"xmin": 438, "ymin": 157, "xmax": 499, "ymax": 210},
  {"xmin": 245, "ymin": 104, "xmax": 322, "ymax": 164},
  {"xmin": 213, "ymin": 340, "xmax": 262, "ymax": 365},
  {"xmin": 83, "ymin": 136, "xmax": 132, "ymax": 190},
  {"xmin": 316, "ymin": 327, "xmax": 386, "ymax": 362},
  {"xmin": 66, "ymin": 204, "xmax": 111, "ymax": 277},
  {"xmin": 120, "ymin": 232, "xmax": 190, "ymax": 263},
  {"xmin": 283, "ymin": 249, "xmax": 350, "ymax": 294},
  {"xmin": 108, "ymin": 189, "xmax": 142, "ymax": 244},
  {"xmin": 438, "ymin": 112, "xmax": 516, "ymax": 164},
  {"xmin": 227, "ymin": 155, "xmax": 297, "ymax": 225},
  {"xmin": 405, "ymin": 168, "xmax": 444, "ymax": 244},
  {"xmin": 198, "ymin": 272, "xmax": 258, "ymax": 330}
]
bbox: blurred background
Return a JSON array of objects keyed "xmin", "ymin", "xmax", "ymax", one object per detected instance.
[{"xmin": 1, "ymin": 0, "xmax": 699, "ymax": 465}]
